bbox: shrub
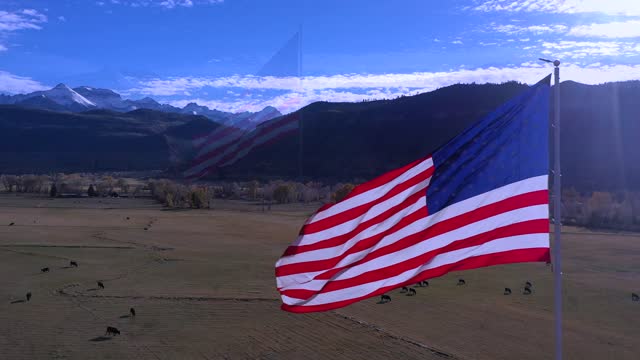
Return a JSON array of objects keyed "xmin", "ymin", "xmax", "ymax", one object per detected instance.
[
  {"xmin": 88, "ymin": 185, "xmax": 98, "ymax": 197},
  {"xmin": 273, "ymin": 184, "xmax": 291, "ymax": 204},
  {"xmin": 1, "ymin": 175, "xmax": 18, "ymax": 192},
  {"xmin": 247, "ymin": 180, "xmax": 260, "ymax": 200},
  {"xmin": 165, "ymin": 192, "xmax": 175, "ymax": 208},
  {"xmin": 587, "ymin": 191, "xmax": 614, "ymax": 227},
  {"xmin": 116, "ymin": 178, "xmax": 130, "ymax": 194},
  {"xmin": 190, "ymin": 187, "xmax": 208, "ymax": 209},
  {"xmin": 332, "ymin": 183, "xmax": 355, "ymax": 203},
  {"xmin": 49, "ymin": 183, "xmax": 58, "ymax": 197}
]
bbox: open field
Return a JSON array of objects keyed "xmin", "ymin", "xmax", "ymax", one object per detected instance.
[{"xmin": 0, "ymin": 193, "xmax": 638, "ymax": 359}]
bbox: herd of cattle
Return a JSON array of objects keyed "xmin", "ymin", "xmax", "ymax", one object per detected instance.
[
  {"xmin": 8, "ymin": 216, "xmax": 157, "ymax": 338},
  {"xmin": 379, "ymin": 278, "xmax": 540, "ymax": 304},
  {"xmin": 30, "ymin": 260, "xmax": 132, "ymax": 337},
  {"xmin": 7, "ymin": 219, "xmax": 640, "ymax": 339}
]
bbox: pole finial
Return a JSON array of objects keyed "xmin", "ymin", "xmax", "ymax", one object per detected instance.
[{"xmin": 553, "ymin": 60, "xmax": 561, "ymax": 67}]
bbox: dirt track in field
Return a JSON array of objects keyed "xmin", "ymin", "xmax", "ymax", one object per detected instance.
[{"xmin": 0, "ymin": 194, "xmax": 638, "ymax": 359}]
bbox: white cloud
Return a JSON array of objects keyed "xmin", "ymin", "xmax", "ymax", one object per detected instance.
[
  {"xmin": 541, "ymin": 40, "xmax": 640, "ymax": 58},
  {"xmin": 0, "ymin": 44, "xmax": 7, "ymax": 51},
  {"xmin": 58, "ymin": 16, "xmax": 66, "ymax": 22},
  {"xmin": 568, "ymin": 20, "xmax": 640, "ymax": 38},
  {"xmin": 473, "ymin": 0, "xmax": 640, "ymax": 16},
  {"xmin": 0, "ymin": 71, "xmax": 48, "ymax": 94},
  {"xmin": 21, "ymin": 9, "xmax": 47, "ymax": 22},
  {"xmin": 159, "ymin": 0, "xmax": 193, "ymax": 8},
  {"xmin": 0, "ymin": 9, "xmax": 47, "ymax": 32},
  {"xmin": 99, "ymin": 0, "xmax": 222, "ymax": 8},
  {"xmin": 125, "ymin": 62, "xmax": 640, "ymax": 113},
  {"xmin": 452, "ymin": 40, "xmax": 464, "ymax": 44},
  {"xmin": 490, "ymin": 23, "xmax": 568, "ymax": 35}
]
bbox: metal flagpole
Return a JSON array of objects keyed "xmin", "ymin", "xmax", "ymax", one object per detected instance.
[
  {"xmin": 552, "ymin": 60, "xmax": 562, "ymax": 360},
  {"xmin": 540, "ymin": 57, "xmax": 562, "ymax": 360}
]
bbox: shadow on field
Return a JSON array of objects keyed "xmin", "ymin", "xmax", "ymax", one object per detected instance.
[
  {"xmin": 10, "ymin": 299, "xmax": 25, "ymax": 304},
  {"xmin": 86, "ymin": 288, "xmax": 100, "ymax": 292},
  {"xmin": 119, "ymin": 315, "xmax": 131, "ymax": 319},
  {"xmin": 59, "ymin": 266, "xmax": 74, "ymax": 269},
  {"xmin": 89, "ymin": 336, "xmax": 112, "ymax": 342}
]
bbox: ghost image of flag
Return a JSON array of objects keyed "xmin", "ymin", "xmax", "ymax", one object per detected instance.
[
  {"xmin": 275, "ymin": 76, "xmax": 552, "ymax": 313},
  {"xmin": 167, "ymin": 31, "xmax": 301, "ymax": 180},
  {"xmin": 181, "ymin": 111, "xmax": 299, "ymax": 180}
]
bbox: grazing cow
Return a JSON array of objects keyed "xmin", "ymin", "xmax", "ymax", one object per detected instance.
[
  {"xmin": 400, "ymin": 286, "xmax": 408, "ymax": 293},
  {"xmin": 457, "ymin": 279, "xmax": 466, "ymax": 286},
  {"xmin": 422, "ymin": 281, "xmax": 429, "ymax": 287},
  {"xmin": 97, "ymin": 281, "xmax": 105, "ymax": 289},
  {"xmin": 70, "ymin": 261, "xmax": 78, "ymax": 267},
  {"xmin": 9, "ymin": 222, "xmax": 15, "ymax": 226},
  {"xmin": 144, "ymin": 227, "xmax": 148, "ymax": 231},
  {"xmin": 126, "ymin": 217, "xmax": 130, "ymax": 220},
  {"xmin": 632, "ymin": 293, "xmax": 639, "ymax": 302},
  {"xmin": 523, "ymin": 287, "xmax": 532, "ymax": 295},
  {"xmin": 504, "ymin": 288, "xmax": 512, "ymax": 295},
  {"xmin": 380, "ymin": 295, "xmax": 391, "ymax": 303},
  {"xmin": 41, "ymin": 267, "xmax": 49, "ymax": 273},
  {"xmin": 525, "ymin": 281, "xmax": 533, "ymax": 288},
  {"xmin": 130, "ymin": 308, "xmax": 136, "ymax": 317},
  {"xmin": 408, "ymin": 288, "xmax": 417, "ymax": 296},
  {"xmin": 105, "ymin": 326, "xmax": 120, "ymax": 336},
  {"xmin": 26, "ymin": 292, "xmax": 32, "ymax": 301}
]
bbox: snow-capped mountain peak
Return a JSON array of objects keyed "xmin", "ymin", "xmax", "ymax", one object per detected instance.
[
  {"xmin": 3, "ymin": 84, "xmax": 288, "ymax": 123},
  {"xmin": 42, "ymin": 83, "xmax": 96, "ymax": 108},
  {"xmin": 73, "ymin": 86, "xmax": 128, "ymax": 110}
]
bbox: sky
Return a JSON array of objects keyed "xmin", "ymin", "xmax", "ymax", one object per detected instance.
[{"xmin": 1, "ymin": 0, "xmax": 640, "ymax": 113}]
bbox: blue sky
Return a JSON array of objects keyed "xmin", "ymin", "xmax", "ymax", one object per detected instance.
[{"xmin": 1, "ymin": 0, "xmax": 640, "ymax": 113}]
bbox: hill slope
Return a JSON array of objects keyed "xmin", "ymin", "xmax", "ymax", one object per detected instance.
[
  {"xmin": 0, "ymin": 106, "xmax": 214, "ymax": 173},
  {"xmin": 222, "ymin": 81, "xmax": 640, "ymax": 191}
]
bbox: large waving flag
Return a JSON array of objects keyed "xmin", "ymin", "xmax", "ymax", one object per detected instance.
[{"xmin": 275, "ymin": 76, "xmax": 551, "ymax": 313}]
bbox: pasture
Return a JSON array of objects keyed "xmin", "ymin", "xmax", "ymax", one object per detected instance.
[{"xmin": 0, "ymin": 194, "xmax": 637, "ymax": 359}]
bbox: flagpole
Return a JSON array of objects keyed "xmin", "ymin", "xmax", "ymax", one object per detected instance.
[{"xmin": 552, "ymin": 59, "xmax": 562, "ymax": 360}]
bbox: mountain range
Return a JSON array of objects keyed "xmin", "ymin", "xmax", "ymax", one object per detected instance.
[
  {"xmin": 219, "ymin": 80, "xmax": 640, "ymax": 192},
  {"xmin": 0, "ymin": 83, "xmax": 282, "ymax": 127},
  {"xmin": 0, "ymin": 80, "xmax": 638, "ymax": 192}
]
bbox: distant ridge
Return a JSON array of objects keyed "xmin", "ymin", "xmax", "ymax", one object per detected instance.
[{"xmin": 0, "ymin": 83, "xmax": 282, "ymax": 127}]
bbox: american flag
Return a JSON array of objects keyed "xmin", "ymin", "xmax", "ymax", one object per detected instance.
[{"xmin": 275, "ymin": 76, "xmax": 552, "ymax": 313}]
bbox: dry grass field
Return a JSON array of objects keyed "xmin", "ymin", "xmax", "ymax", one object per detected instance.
[{"xmin": 0, "ymin": 193, "xmax": 638, "ymax": 359}]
